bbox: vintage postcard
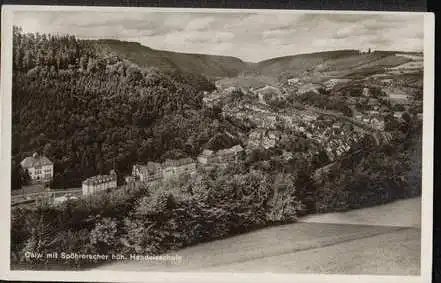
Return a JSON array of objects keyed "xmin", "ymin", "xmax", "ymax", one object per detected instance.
[{"xmin": 0, "ymin": 5, "xmax": 434, "ymax": 283}]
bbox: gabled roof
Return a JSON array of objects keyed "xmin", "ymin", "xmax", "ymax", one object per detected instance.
[{"xmin": 20, "ymin": 154, "xmax": 53, "ymax": 169}]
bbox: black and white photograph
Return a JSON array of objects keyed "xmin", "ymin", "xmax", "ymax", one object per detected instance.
[{"xmin": 0, "ymin": 6, "xmax": 434, "ymax": 283}]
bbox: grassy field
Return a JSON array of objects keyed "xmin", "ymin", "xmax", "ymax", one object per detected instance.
[{"xmin": 95, "ymin": 198, "xmax": 421, "ymax": 274}]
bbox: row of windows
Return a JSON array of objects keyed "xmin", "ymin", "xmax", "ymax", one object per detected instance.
[{"xmin": 33, "ymin": 170, "xmax": 52, "ymax": 175}]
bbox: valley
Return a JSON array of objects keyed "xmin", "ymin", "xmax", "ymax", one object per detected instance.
[{"xmin": 10, "ymin": 27, "xmax": 423, "ymax": 271}]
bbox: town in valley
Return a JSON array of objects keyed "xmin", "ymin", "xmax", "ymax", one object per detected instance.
[{"xmin": 9, "ymin": 11, "xmax": 425, "ymax": 275}]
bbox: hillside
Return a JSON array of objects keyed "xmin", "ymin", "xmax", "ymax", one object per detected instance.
[
  {"xmin": 216, "ymin": 50, "xmax": 419, "ymax": 89},
  {"xmin": 94, "ymin": 39, "xmax": 249, "ymax": 80},
  {"xmin": 251, "ymin": 50, "xmax": 360, "ymax": 79},
  {"xmin": 90, "ymin": 39, "xmax": 422, "ymax": 90},
  {"xmin": 11, "ymin": 27, "xmax": 423, "ymax": 193},
  {"xmin": 11, "ymin": 27, "xmax": 240, "ymax": 189}
]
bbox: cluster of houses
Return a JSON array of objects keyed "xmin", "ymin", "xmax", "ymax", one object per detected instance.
[
  {"xmin": 355, "ymin": 112, "xmax": 385, "ymax": 130},
  {"xmin": 300, "ymin": 119, "xmax": 365, "ymax": 161},
  {"xmin": 128, "ymin": 145, "xmax": 244, "ymax": 186},
  {"xmin": 80, "ymin": 144, "xmax": 245, "ymax": 196},
  {"xmin": 19, "ymin": 144, "xmax": 246, "ymax": 202}
]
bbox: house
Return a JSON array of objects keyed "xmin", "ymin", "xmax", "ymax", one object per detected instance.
[
  {"xmin": 132, "ymin": 162, "xmax": 162, "ymax": 182},
  {"xmin": 368, "ymin": 98, "xmax": 380, "ymax": 106},
  {"xmin": 303, "ymin": 113, "xmax": 318, "ymax": 122},
  {"xmin": 162, "ymin": 157, "xmax": 196, "ymax": 179},
  {"xmin": 332, "ymin": 122, "xmax": 342, "ymax": 129},
  {"xmin": 297, "ymin": 83, "xmax": 322, "ymax": 95},
  {"xmin": 370, "ymin": 118, "xmax": 385, "ymax": 130},
  {"xmin": 197, "ymin": 149, "xmax": 215, "ymax": 165},
  {"xmin": 124, "ymin": 175, "xmax": 136, "ymax": 184},
  {"xmin": 362, "ymin": 87, "xmax": 370, "ymax": 97},
  {"xmin": 393, "ymin": 112, "xmax": 404, "ymax": 119},
  {"xmin": 367, "ymin": 110, "xmax": 380, "ymax": 116},
  {"xmin": 82, "ymin": 170, "xmax": 117, "ymax": 196},
  {"xmin": 20, "ymin": 152, "xmax": 54, "ymax": 185},
  {"xmin": 287, "ymin": 77, "xmax": 300, "ymax": 86}
]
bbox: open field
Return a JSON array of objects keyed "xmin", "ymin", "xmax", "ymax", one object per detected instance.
[{"xmin": 95, "ymin": 197, "xmax": 421, "ymax": 274}]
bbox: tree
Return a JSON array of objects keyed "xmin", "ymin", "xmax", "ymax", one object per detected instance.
[
  {"xmin": 342, "ymin": 105, "xmax": 353, "ymax": 117},
  {"xmin": 11, "ymin": 161, "xmax": 22, "ymax": 191},
  {"xmin": 402, "ymin": 112, "xmax": 411, "ymax": 124}
]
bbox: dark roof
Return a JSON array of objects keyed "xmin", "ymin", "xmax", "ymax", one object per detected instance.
[{"xmin": 20, "ymin": 154, "xmax": 53, "ymax": 168}]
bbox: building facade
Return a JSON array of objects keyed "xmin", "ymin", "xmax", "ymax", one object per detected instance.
[
  {"xmin": 20, "ymin": 152, "xmax": 54, "ymax": 185},
  {"xmin": 197, "ymin": 145, "xmax": 244, "ymax": 166},
  {"xmin": 132, "ymin": 162, "xmax": 162, "ymax": 182},
  {"xmin": 162, "ymin": 158, "xmax": 196, "ymax": 179},
  {"xmin": 82, "ymin": 170, "xmax": 117, "ymax": 196}
]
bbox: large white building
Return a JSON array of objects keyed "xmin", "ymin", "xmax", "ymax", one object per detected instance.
[
  {"xmin": 82, "ymin": 170, "xmax": 117, "ymax": 196},
  {"xmin": 20, "ymin": 152, "xmax": 54, "ymax": 184}
]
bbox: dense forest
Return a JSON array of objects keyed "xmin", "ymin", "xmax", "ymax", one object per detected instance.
[{"xmin": 11, "ymin": 27, "xmax": 232, "ymax": 188}]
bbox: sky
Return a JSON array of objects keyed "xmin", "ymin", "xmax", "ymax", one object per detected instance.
[{"xmin": 13, "ymin": 10, "xmax": 424, "ymax": 62}]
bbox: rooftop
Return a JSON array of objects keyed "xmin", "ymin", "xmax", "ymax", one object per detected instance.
[
  {"xmin": 83, "ymin": 174, "xmax": 116, "ymax": 185},
  {"xmin": 20, "ymin": 153, "xmax": 53, "ymax": 169},
  {"xmin": 133, "ymin": 162, "xmax": 162, "ymax": 174},
  {"xmin": 163, "ymin": 157, "xmax": 195, "ymax": 168}
]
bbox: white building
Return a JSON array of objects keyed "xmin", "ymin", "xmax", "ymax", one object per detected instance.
[
  {"xmin": 20, "ymin": 152, "xmax": 54, "ymax": 184},
  {"xmin": 287, "ymin": 77, "xmax": 300, "ymax": 86},
  {"xmin": 82, "ymin": 170, "xmax": 117, "ymax": 196},
  {"xmin": 132, "ymin": 162, "xmax": 162, "ymax": 182}
]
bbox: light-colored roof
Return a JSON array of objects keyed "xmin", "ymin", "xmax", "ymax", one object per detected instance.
[
  {"xmin": 82, "ymin": 174, "xmax": 116, "ymax": 185},
  {"xmin": 20, "ymin": 154, "xmax": 53, "ymax": 168},
  {"xmin": 163, "ymin": 157, "xmax": 195, "ymax": 168},
  {"xmin": 201, "ymin": 149, "xmax": 214, "ymax": 156}
]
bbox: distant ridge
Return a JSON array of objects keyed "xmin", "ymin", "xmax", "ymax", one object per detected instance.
[
  {"xmin": 93, "ymin": 39, "xmax": 249, "ymax": 79},
  {"xmin": 92, "ymin": 39, "xmax": 421, "ymax": 82}
]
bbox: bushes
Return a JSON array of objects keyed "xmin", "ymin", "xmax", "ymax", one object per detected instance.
[
  {"xmin": 11, "ymin": 167, "xmax": 305, "ymax": 269},
  {"xmin": 313, "ymin": 134, "xmax": 422, "ymax": 213},
  {"xmin": 12, "ymin": 132, "xmax": 421, "ymax": 270},
  {"xmin": 89, "ymin": 217, "xmax": 119, "ymax": 254}
]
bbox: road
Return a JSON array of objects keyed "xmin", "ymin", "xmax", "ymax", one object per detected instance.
[
  {"xmin": 96, "ymin": 197, "xmax": 421, "ymax": 275},
  {"xmin": 11, "ymin": 188, "xmax": 82, "ymax": 206}
]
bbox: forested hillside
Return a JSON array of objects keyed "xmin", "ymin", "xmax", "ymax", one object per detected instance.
[
  {"xmin": 94, "ymin": 39, "xmax": 249, "ymax": 79},
  {"xmin": 11, "ymin": 27, "xmax": 227, "ymax": 188}
]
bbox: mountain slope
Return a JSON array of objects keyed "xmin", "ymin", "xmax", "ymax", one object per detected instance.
[
  {"xmin": 94, "ymin": 40, "xmax": 420, "ymax": 88},
  {"xmin": 94, "ymin": 39, "xmax": 249, "ymax": 79}
]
